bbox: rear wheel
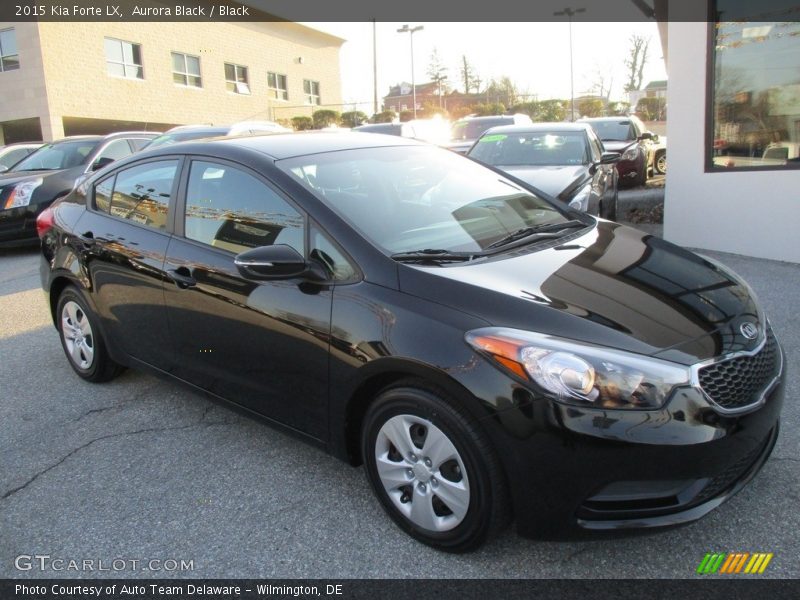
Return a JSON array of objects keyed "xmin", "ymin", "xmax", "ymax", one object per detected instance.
[
  {"xmin": 361, "ymin": 383, "xmax": 510, "ymax": 552},
  {"xmin": 57, "ymin": 287, "xmax": 122, "ymax": 382}
]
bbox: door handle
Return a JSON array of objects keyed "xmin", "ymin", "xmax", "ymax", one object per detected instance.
[{"xmin": 167, "ymin": 267, "xmax": 197, "ymax": 289}]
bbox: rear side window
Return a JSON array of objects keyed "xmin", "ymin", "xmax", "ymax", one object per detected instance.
[
  {"xmin": 94, "ymin": 175, "xmax": 114, "ymax": 213},
  {"xmin": 184, "ymin": 161, "xmax": 304, "ymax": 254},
  {"xmin": 108, "ymin": 160, "xmax": 178, "ymax": 229}
]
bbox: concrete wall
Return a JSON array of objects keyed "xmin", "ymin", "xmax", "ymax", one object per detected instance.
[
  {"xmin": 1, "ymin": 21, "xmax": 343, "ymax": 141},
  {"xmin": 664, "ymin": 22, "xmax": 800, "ymax": 264}
]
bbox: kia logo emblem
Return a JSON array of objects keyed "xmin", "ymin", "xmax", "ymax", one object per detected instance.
[{"xmin": 740, "ymin": 322, "xmax": 759, "ymax": 340}]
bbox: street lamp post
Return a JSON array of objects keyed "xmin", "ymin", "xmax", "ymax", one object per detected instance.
[
  {"xmin": 554, "ymin": 6, "xmax": 585, "ymax": 122},
  {"xmin": 397, "ymin": 24, "xmax": 424, "ymax": 119}
]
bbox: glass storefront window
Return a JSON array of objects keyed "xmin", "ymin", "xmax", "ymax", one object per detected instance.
[{"xmin": 710, "ymin": 2, "xmax": 800, "ymax": 170}]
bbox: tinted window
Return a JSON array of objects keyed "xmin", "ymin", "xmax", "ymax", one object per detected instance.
[
  {"xmin": 470, "ymin": 131, "xmax": 589, "ymax": 166},
  {"xmin": 94, "ymin": 175, "xmax": 114, "ymax": 213},
  {"xmin": 184, "ymin": 161, "xmax": 304, "ymax": 254},
  {"xmin": 310, "ymin": 225, "xmax": 357, "ymax": 282},
  {"xmin": 94, "ymin": 139, "xmax": 133, "ymax": 165},
  {"xmin": 12, "ymin": 140, "xmax": 100, "ymax": 171},
  {"xmin": 586, "ymin": 120, "xmax": 635, "ymax": 142},
  {"xmin": 109, "ymin": 160, "xmax": 178, "ymax": 229}
]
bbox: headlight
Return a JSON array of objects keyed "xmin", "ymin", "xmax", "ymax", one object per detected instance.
[
  {"xmin": 3, "ymin": 178, "xmax": 43, "ymax": 209},
  {"xmin": 568, "ymin": 183, "xmax": 592, "ymax": 212},
  {"xmin": 465, "ymin": 327, "xmax": 690, "ymax": 409},
  {"xmin": 620, "ymin": 146, "xmax": 640, "ymax": 162}
]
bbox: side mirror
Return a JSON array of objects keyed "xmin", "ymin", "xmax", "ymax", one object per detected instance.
[
  {"xmin": 638, "ymin": 132, "xmax": 654, "ymax": 141},
  {"xmin": 599, "ymin": 151, "xmax": 621, "ymax": 164},
  {"xmin": 234, "ymin": 244, "xmax": 325, "ymax": 281},
  {"xmin": 91, "ymin": 156, "xmax": 115, "ymax": 172}
]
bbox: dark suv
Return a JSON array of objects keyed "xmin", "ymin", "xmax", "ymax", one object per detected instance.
[
  {"xmin": 0, "ymin": 131, "xmax": 157, "ymax": 246},
  {"xmin": 580, "ymin": 115, "xmax": 657, "ymax": 187}
]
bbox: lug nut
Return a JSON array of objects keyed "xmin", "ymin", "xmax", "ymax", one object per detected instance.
[
  {"xmin": 431, "ymin": 477, "xmax": 438, "ymax": 487},
  {"xmin": 406, "ymin": 468, "xmax": 414, "ymax": 478},
  {"xmin": 410, "ymin": 453, "xmax": 417, "ymax": 462},
  {"xmin": 418, "ymin": 482, "xmax": 426, "ymax": 493},
  {"xmin": 424, "ymin": 458, "xmax": 432, "ymax": 468}
]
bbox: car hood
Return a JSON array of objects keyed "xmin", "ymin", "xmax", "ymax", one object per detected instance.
[
  {"xmin": 398, "ymin": 221, "xmax": 763, "ymax": 365},
  {"xmin": 497, "ymin": 165, "xmax": 589, "ymax": 198},
  {"xmin": 601, "ymin": 140, "xmax": 636, "ymax": 153},
  {"xmin": 0, "ymin": 168, "xmax": 68, "ymax": 187}
]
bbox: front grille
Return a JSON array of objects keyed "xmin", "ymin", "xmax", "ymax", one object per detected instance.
[
  {"xmin": 693, "ymin": 436, "xmax": 769, "ymax": 504},
  {"xmin": 698, "ymin": 330, "xmax": 779, "ymax": 411}
]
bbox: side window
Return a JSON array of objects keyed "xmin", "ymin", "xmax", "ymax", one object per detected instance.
[
  {"xmin": 310, "ymin": 225, "xmax": 357, "ymax": 282},
  {"xmin": 185, "ymin": 161, "xmax": 304, "ymax": 254},
  {"xmin": 94, "ymin": 175, "xmax": 115, "ymax": 213},
  {"xmin": 93, "ymin": 139, "xmax": 134, "ymax": 169},
  {"xmin": 129, "ymin": 138, "xmax": 153, "ymax": 152},
  {"xmin": 109, "ymin": 160, "xmax": 178, "ymax": 229},
  {"xmin": 588, "ymin": 131, "xmax": 604, "ymax": 162}
]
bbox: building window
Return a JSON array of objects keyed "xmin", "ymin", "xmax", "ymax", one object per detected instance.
[
  {"xmin": 709, "ymin": 3, "xmax": 800, "ymax": 170},
  {"xmin": 105, "ymin": 38, "xmax": 143, "ymax": 79},
  {"xmin": 225, "ymin": 63, "xmax": 250, "ymax": 94},
  {"xmin": 303, "ymin": 79, "xmax": 320, "ymax": 105},
  {"xmin": 172, "ymin": 52, "xmax": 201, "ymax": 88},
  {"xmin": 268, "ymin": 72, "xmax": 288, "ymax": 101},
  {"xmin": 0, "ymin": 28, "xmax": 20, "ymax": 72}
]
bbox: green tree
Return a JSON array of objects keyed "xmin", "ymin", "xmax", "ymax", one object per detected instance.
[
  {"xmin": 312, "ymin": 109, "xmax": 341, "ymax": 129},
  {"xmin": 340, "ymin": 111, "xmax": 368, "ymax": 128},
  {"xmin": 577, "ymin": 98, "xmax": 605, "ymax": 118},
  {"xmin": 291, "ymin": 116, "xmax": 313, "ymax": 131},
  {"xmin": 398, "ymin": 110, "xmax": 415, "ymax": 122},
  {"xmin": 538, "ymin": 99, "xmax": 566, "ymax": 121},
  {"xmin": 484, "ymin": 76, "xmax": 518, "ymax": 107},
  {"xmin": 472, "ymin": 102, "xmax": 506, "ymax": 116},
  {"xmin": 636, "ymin": 97, "xmax": 666, "ymax": 121},
  {"xmin": 371, "ymin": 110, "xmax": 396, "ymax": 123}
]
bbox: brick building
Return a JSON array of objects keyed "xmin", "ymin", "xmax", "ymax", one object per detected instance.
[{"xmin": 0, "ymin": 18, "xmax": 344, "ymax": 143}]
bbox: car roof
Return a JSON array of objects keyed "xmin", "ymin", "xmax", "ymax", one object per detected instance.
[
  {"xmin": 456, "ymin": 115, "xmax": 517, "ymax": 122},
  {"xmin": 481, "ymin": 123, "xmax": 591, "ymax": 134},
  {"xmin": 168, "ymin": 131, "xmax": 423, "ymax": 160}
]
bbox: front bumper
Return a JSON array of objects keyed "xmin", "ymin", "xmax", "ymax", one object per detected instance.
[
  {"xmin": 0, "ymin": 203, "xmax": 45, "ymax": 246},
  {"xmin": 468, "ymin": 341, "xmax": 785, "ymax": 539}
]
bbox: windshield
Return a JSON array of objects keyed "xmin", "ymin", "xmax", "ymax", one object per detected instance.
[
  {"xmin": 12, "ymin": 140, "xmax": 99, "ymax": 171},
  {"xmin": 145, "ymin": 129, "xmax": 227, "ymax": 149},
  {"xmin": 470, "ymin": 131, "xmax": 589, "ymax": 166},
  {"xmin": 451, "ymin": 119, "xmax": 507, "ymax": 141},
  {"xmin": 278, "ymin": 145, "xmax": 573, "ymax": 255},
  {"xmin": 586, "ymin": 120, "xmax": 634, "ymax": 142}
]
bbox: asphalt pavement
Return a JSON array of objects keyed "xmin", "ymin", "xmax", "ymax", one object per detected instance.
[{"xmin": 1, "ymin": 232, "xmax": 797, "ymax": 579}]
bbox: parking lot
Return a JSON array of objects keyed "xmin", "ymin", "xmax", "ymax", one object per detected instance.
[{"xmin": 1, "ymin": 236, "xmax": 798, "ymax": 579}]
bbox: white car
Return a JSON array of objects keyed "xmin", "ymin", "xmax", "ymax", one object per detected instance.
[{"xmin": 0, "ymin": 142, "xmax": 43, "ymax": 173}]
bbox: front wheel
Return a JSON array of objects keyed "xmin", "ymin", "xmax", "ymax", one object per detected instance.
[
  {"xmin": 57, "ymin": 287, "xmax": 122, "ymax": 382},
  {"xmin": 361, "ymin": 384, "xmax": 510, "ymax": 552},
  {"xmin": 654, "ymin": 151, "xmax": 666, "ymax": 175}
]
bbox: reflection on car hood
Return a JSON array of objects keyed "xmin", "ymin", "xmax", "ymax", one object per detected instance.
[
  {"xmin": 0, "ymin": 169, "xmax": 62, "ymax": 187},
  {"xmin": 399, "ymin": 221, "xmax": 763, "ymax": 364},
  {"xmin": 499, "ymin": 165, "xmax": 589, "ymax": 198}
]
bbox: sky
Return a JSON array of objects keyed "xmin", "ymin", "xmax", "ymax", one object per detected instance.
[{"xmin": 308, "ymin": 22, "xmax": 668, "ymax": 113}]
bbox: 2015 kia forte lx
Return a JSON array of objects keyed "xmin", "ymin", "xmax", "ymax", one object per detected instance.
[{"xmin": 39, "ymin": 133, "xmax": 784, "ymax": 552}]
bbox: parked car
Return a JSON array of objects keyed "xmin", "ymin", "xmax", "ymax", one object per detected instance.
[
  {"xmin": 467, "ymin": 123, "xmax": 620, "ymax": 220},
  {"xmin": 580, "ymin": 115, "xmax": 657, "ymax": 187},
  {"xmin": 145, "ymin": 121, "xmax": 290, "ymax": 150},
  {"xmin": 355, "ymin": 119, "xmax": 452, "ymax": 146},
  {"xmin": 0, "ymin": 132, "xmax": 158, "ymax": 246},
  {"xmin": 39, "ymin": 133, "xmax": 783, "ymax": 551},
  {"xmin": 447, "ymin": 114, "xmax": 533, "ymax": 154},
  {"xmin": 652, "ymin": 135, "xmax": 666, "ymax": 175},
  {"xmin": 0, "ymin": 142, "xmax": 43, "ymax": 173},
  {"xmin": 353, "ymin": 122, "xmax": 418, "ymax": 138}
]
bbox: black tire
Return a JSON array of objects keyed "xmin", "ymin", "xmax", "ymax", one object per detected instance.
[
  {"xmin": 654, "ymin": 151, "xmax": 666, "ymax": 175},
  {"xmin": 600, "ymin": 189, "xmax": 618, "ymax": 221},
  {"xmin": 361, "ymin": 382, "xmax": 510, "ymax": 552},
  {"xmin": 56, "ymin": 286, "xmax": 122, "ymax": 382}
]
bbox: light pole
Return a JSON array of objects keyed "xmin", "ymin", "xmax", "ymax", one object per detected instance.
[
  {"xmin": 554, "ymin": 6, "xmax": 585, "ymax": 121},
  {"xmin": 397, "ymin": 24, "xmax": 424, "ymax": 119}
]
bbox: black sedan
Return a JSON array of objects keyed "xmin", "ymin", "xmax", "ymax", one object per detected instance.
[
  {"xmin": 467, "ymin": 123, "xmax": 619, "ymax": 220},
  {"xmin": 0, "ymin": 132, "xmax": 157, "ymax": 246},
  {"xmin": 39, "ymin": 133, "xmax": 783, "ymax": 551}
]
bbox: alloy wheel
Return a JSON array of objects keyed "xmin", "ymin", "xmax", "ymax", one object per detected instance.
[{"xmin": 61, "ymin": 300, "xmax": 95, "ymax": 370}]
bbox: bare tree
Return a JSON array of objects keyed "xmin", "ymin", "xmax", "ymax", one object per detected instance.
[
  {"xmin": 624, "ymin": 35, "xmax": 650, "ymax": 92},
  {"xmin": 461, "ymin": 55, "xmax": 475, "ymax": 93},
  {"xmin": 426, "ymin": 48, "xmax": 448, "ymax": 107}
]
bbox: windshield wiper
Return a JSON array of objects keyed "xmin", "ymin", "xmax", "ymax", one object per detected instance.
[
  {"xmin": 14, "ymin": 168, "xmax": 54, "ymax": 172},
  {"xmin": 485, "ymin": 219, "xmax": 587, "ymax": 250},
  {"xmin": 391, "ymin": 249, "xmax": 478, "ymax": 264}
]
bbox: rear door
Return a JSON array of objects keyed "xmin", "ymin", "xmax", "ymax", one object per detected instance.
[
  {"xmin": 162, "ymin": 158, "xmax": 333, "ymax": 438},
  {"xmin": 78, "ymin": 157, "xmax": 181, "ymax": 370}
]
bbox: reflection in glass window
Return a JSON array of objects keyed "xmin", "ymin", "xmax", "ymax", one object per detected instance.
[
  {"xmin": 711, "ymin": 3, "xmax": 800, "ymax": 170},
  {"xmin": 268, "ymin": 72, "xmax": 288, "ymax": 100},
  {"xmin": 109, "ymin": 161, "xmax": 177, "ymax": 229},
  {"xmin": 94, "ymin": 175, "xmax": 114, "ymax": 213},
  {"xmin": 104, "ymin": 38, "xmax": 143, "ymax": 79},
  {"xmin": 185, "ymin": 161, "xmax": 304, "ymax": 254},
  {"xmin": 172, "ymin": 52, "xmax": 201, "ymax": 87},
  {"xmin": 310, "ymin": 226, "xmax": 356, "ymax": 282},
  {"xmin": 0, "ymin": 28, "xmax": 19, "ymax": 72},
  {"xmin": 470, "ymin": 131, "xmax": 590, "ymax": 166}
]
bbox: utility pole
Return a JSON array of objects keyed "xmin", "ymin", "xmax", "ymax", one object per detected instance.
[
  {"xmin": 554, "ymin": 6, "xmax": 586, "ymax": 121},
  {"xmin": 372, "ymin": 19, "xmax": 378, "ymax": 116},
  {"xmin": 397, "ymin": 24, "xmax": 424, "ymax": 119}
]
